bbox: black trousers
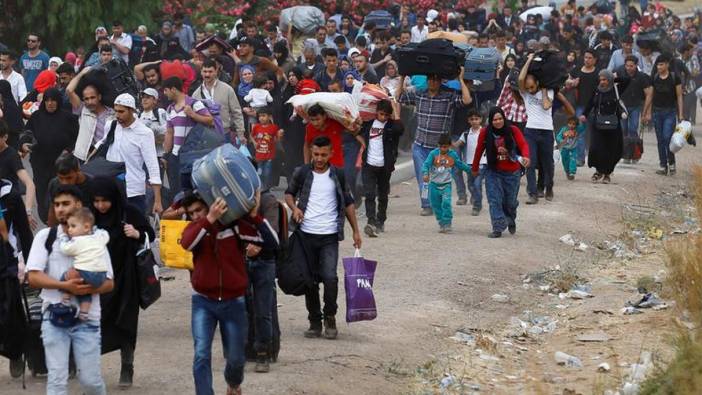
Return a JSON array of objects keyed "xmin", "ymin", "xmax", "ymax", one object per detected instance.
[
  {"xmin": 362, "ymin": 164, "xmax": 391, "ymax": 227},
  {"xmin": 300, "ymin": 232, "xmax": 339, "ymax": 323}
]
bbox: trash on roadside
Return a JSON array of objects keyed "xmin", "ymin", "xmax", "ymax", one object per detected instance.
[
  {"xmin": 597, "ymin": 362, "xmax": 611, "ymax": 372},
  {"xmin": 600, "ymin": 239, "xmax": 639, "ymax": 259},
  {"xmin": 622, "ymin": 306, "xmax": 643, "ymax": 315},
  {"xmin": 628, "ymin": 293, "xmax": 666, "ymax": 309},
  {"xmin": 575, "ymin": 242, "xmax": 588, "ymax": 252},
  {"xmin": 621, "ymin": 382, "xmax": 640, "ymax": 395},
  {"xmin": 629, "ymin": 351, "xmax": 652, "ymax": 382},
  {"xmin": 491, "ymin": 293, "xmax": 509, "ymax": 303},
  {"xmin": 554, "ymin": 351, "xmax": 583, "ymax": 368},
  {"xmin": 440, "ymin": 374, "xmax": 455, "ymax": 389},
  {"xmin": 559, "ymin": 234, "xmax": 577, "ymax": 246},
  {"xmin": 450, "ymin": 330, "xmax": 476, "ymax": 344},
  {"xmin": 559, "ymin": 289, "xmax": 594, "ymax": 300}
]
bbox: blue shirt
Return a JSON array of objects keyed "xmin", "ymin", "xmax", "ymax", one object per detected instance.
[{"xmin": 20, "ymin": 51, "xmax": 50, "ymax": 91}]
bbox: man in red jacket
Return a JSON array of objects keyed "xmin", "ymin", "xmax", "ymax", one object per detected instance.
[{"xmin": 180, "ymin": 193, "xmax": 278, "ymax": 395}]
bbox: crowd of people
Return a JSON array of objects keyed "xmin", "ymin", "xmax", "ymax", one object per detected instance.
[{"xmin": 0, "ymin": 1, "xmax": 700, "ymax": 394}]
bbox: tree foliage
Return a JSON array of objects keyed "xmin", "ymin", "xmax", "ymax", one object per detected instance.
[{"xmin": 1, "ymin": 0, "xmax": 162, "ymax": 55}]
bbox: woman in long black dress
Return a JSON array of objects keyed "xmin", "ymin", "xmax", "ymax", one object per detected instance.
[
  {"xmin": 280, "ymin": 67, "xmax": 306, "ymax": 180},
  {"xmin": 21, "ymin": 88, "xmax": 78, "ymax": 223},
  {"xmin": 90, "ymin": 177, "xmax": 154, "ymax": 388},
  {"xmin": 0, "ymin": 81, "xmax": 23, "ymax": 149},
  {"xmin": 580, "ymin": 69, "xmax": 626, "ymax": 184}
]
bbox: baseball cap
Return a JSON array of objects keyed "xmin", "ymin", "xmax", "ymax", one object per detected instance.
[
  {"xmin": 114, "ymin": 93, "xmax": 136, "ymax": 110},
  {"xmin": 426, "ymin": 9, "xmax": 439, "ymax": 23},
  {"xmin": 347, "ymin": 47, "xmax": 361, "ymax": 58},
  {"xmin": 141, "ymin": 88, "xmax": 159, "ymax": 100}
]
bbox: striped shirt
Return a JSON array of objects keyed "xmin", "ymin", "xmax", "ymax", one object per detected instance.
[
  {"xmin": 399, "ymin": 90, "xmax": 465, "ymax": 148},
  {"xmin": 166, "ymin": 96, "xmax": 210, "ymax": 155}
]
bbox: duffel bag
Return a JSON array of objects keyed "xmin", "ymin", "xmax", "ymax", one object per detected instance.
[
  {"xmin": 397, "ymin": 39, "xmax": 464, "ymax": 79},
  {"xmin": 528, "ymin": 50, "xmax": 567, "ymax": 89}
]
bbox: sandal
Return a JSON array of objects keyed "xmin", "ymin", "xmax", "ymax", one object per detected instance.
[
  {"xmin": 591, "ymin": 172, "xmax": 602, "ymax": 183},
  {"xmin": 602, "ymin": 174, "xmax": 611, "ymax": 184}
]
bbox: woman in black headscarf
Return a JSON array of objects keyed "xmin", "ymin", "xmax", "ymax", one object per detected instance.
[
  {"xmin": 472, "ymin": 107, "xmax": 531, "ymax": 238},
  {"xmin": 91, "ymin": 176, "xmax": 154, "ymax": 388},
  {"xmin": 273, "ymin": 41, "xmax": 295, "ymax": 75},
  {"xmin": 21, "ymin": 88, "xmax": 78, "ymax": 223},
  {"xmin": 280, "ymin": 67, "xmax": 306, "ymax": 180},
  {"xmin": 580, "ymin": 69, "xmax": 626, "ymax": 184},
  {"xmin": 0, "ymin": 80, "xmax": 23, "ymax": 149}
]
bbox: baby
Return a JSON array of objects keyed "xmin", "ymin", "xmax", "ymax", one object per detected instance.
[{"xmin": 59, "ymin": 207, "xmax": 110, "ymax": 321}]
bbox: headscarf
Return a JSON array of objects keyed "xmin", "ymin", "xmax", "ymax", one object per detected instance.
[
  {"xmin": 385, "ymin": 60, "xmax": 399, "ymax": 77},
  {"xmin": 64, "ymin": 52, "xmax": 77, "ymax": 66},
  {"xmin": 343, "ymin": 69, "xmax": 361, "ymax": 93},
  {"xmin": 273, "ymin": 41, "xmax": 289, "ymax": 64},
  {"xmin": 48, "ymin": 56, "xmax": 63, "ymax": 69},
  {"xmin": 485, "ymin": 106, "xmax": 516, "ymax": 170},
  {"xmin": 26, "ymin": 87, "xmax": 77, "ymax": 163},
  {"xmin": 598, "ymin": 69, "xmax": 614, "ymax": 93},
  {"xmin": 91, "ymin": 176, "xmax": 126, "ymax": 241},
  {"xmin": 33, "ymin": 70, "xmax": 57, "ymax": 93},
  {"xmin": 0, "ymin": 81, "xmax": 23, "ymax": 133},
  {"xmin": 237, "ymin": 64, "xmax": 256, "ymax": 97}
]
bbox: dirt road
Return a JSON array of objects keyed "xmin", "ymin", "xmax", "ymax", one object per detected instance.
[{"xmin": 2, "ymin": 121, "xmax": 701, "ymax": 394}]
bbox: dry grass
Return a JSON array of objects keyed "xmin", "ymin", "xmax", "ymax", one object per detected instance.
[{"xmin": 640, "ymin": 167, "xmax": 702, "ymax": 395}]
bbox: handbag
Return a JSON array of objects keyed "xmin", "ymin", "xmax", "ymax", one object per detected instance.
[
  {"xmin": 594, "ymin": 84, "xmax": 625, "ymax": 131},
  {"xmin": 276, "ymin": 230, "xmax": 314, "ymax": 296},
  {"xmin": 159, "ymin": 219, "xmax": 193, "ymax": 270},
  {"xmin": 136, "ymin": 234, "xmax": 161, "ymax": 310},
  {"xmin": 342, "ymin": 249, "xmax": 378, "ymax": 323}
]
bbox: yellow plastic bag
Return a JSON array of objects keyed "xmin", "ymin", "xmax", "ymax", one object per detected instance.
[{"xmin": 159, "ymin": 220, "xmax": 193, "ymax": 270}]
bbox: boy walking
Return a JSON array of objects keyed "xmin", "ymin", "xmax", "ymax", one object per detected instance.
[
  {"xmin": 422, "ymin": 134, "xmax": 472, "ymax": 233},
  {"xmin": 360, "ymin": 100, "xmax": 404, "ymax": 237},
  {"xmin": 252, "ymin": 107, "xmax": 284, "ymax": 190},
  {"xmin": 556, "ymin": 116, "xmax": 581, "ymax": 180},
  {"xmin": 454, "ymin": 109, "xmax": 487, "ymax": 216}
]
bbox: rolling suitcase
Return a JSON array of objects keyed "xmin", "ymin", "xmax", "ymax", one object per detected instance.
[
  {"xmin": 364, "ymin": 10, "xmax": 393, "ymax": 29},
  {"xmin": 397, "ymin": 39, "xmax": 464, "ymax": 79},
  {"xmin": 463, "ymin": 47, "xmax": 500, "ymax": 81},
  {"xmin": 191, "ymin": 144, "xmax": 261, "ymax": 225}
]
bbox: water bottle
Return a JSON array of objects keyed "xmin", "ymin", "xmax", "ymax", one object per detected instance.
[{"xmin": 421, "ymin": 183, "xmax": 429, "ymax": 200}]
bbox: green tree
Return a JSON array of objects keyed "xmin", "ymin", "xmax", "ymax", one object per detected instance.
[{"xmin": 1, "ymin": 0, "xmax": 162, "ymax": 55}]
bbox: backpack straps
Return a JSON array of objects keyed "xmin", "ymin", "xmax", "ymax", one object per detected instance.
[
  {"xmin": 88, "ymin": 120, "xmax": 118, "ymax": 161},
  {"xmin": 44, "ymin": 226, "xmax": 58, "ymax": 255}
]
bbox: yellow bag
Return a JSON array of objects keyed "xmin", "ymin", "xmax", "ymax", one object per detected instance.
[{"xmin": 159, "ymin": 220, "xmax": 193, "ymax": 270}]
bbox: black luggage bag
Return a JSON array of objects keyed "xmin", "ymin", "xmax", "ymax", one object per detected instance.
[
  {"xmin": 397, "ymin": 39, "xmax": 465, "ymax": 79},
  {"xmin": 100, "ymin": 59, "xmax": 139, "ymax": 99},
  {"xmin": 364, "ymin": 10, "xmax": 394, "ymax": 29},
  {"xmin": 527, "ymin": 50, "xmax": 568, "ymax": 89}
]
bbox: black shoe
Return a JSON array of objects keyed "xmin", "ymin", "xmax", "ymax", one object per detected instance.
[
  {"xmin": 545, "ymin": 188, "xmax": 553, "ymax": 201},
  {"xmin": 9, "ymin": 357, "xmax": 24, "ymax": 378},
  {"xmin": 471, "ymin": 208, "xmax": 480, "ymax": 216},
  {"xmin": 119, "ymin": 364, "xmax": 134, "ymax": 389},
  {"xmin": 364, "ymin": 224, "xmax": 378, "ymax": 238},
  {"xmin": 304, "ymin": 322, "xmax": 323, "ymax": 338},
  {"xmin": 567, "ymin": 174, "xmax": 575, "ymax": 181},
  {"xmin": 669, "ymin": 164, "xmax": 676, "ymax": 175},
  {"xmin": 456, "ymin": 196, "xmax": 468, "ymax": 205},
  {"xmin": 508, "ymin": 224, "xmax": 516, "ymax": 235},
  {"xmin": 526, "ymin": 195, "xmax": 538, "ymax": 205},
  {"xmin": 255, "ymin": 352, "xmax": 270, "ymax": 373},
  {"xmin": 656, "ymin": 167, "xmax": 668, "ymax": 176},
  {"xmin": 488, "ymin": 231, "xmax": 502, "ymax": 238},
  {"xmin": 376, "ymin": 223, "xmax": 385, "ymax": 233},
  {"xmin": 602, "ymin": 174, "xmax": 611, "ymax": 184},
  {"xmin": 537, "ymin": 190, "xmax": 545, "ymax": 198},
  {"xmin": 323, "ymin": 316, "xmax": 338, "ymax": 339}
]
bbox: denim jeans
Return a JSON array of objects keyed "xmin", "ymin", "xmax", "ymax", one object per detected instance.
[
  {"xmin": 429, "ymin": 182, "xmax": 453, "ymax": 226},
  {"xmin": 127, "ymin": 195, "xmax": 147, "ymax": 215},
  {"xmin": 575, "ymin": 106, "xmax": 588, "ymax": 163},
  {"xmin": 412, "ymin": 142, "xmax": 435, "ymax": 208},
  {"xmin": 468, "ymin": 165, "xmax": 486, "ymax": 210},
  {"xmin": 246, "ymin": 258, "xmax": 276, "ymax": 353},
  {"xmin": 451, "ymin": 136, "xmax": 467, "ymax": 199},
  {"xmin": 362, "ymin": 164, "xmax": 391, "ymax": 227},
  {"xmin": 301, "ymin": 232, "xmax": 340, "ymax": 323},
  {"xmin": 41, "ymin": 318, "xmax": 106, "ymax": 395},
  {"xmin": 191, "ymin": 294, "xmax": 247, "ymax": 394},
  {"xmin": 485, "ymin": 169, "xmax": 522, "ymax": 233},
  {"xmin": 652, "ymin": 109, "xmax": 677, "ymax": 168},
  {"xmin": 342, "ymin": 137, "xmax": 362, "ymax": 200},
  {"xmin": 524, "ymin": 128, "xmax": 555, "ymax": 196},
  {"xmin": 621, "ymin": 106, "xmax": 642, "ymax": 138},
  {"xmin": 165, "ymin": 153, "xmax": 182, "ymax": 194},
  {"xmin": 258, "ymin": 160, "xmax": 274, "ymax": 190}
]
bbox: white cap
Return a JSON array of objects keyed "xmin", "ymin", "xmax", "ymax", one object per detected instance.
[
  {"xmin": 114, "ymin": 93, "xmax": 136, "ymax": 110},
  {"xmin": 348, "ymin": 48, "xmax": 361, "ymax": 58},
  {"xmin": 427, "ymin": 9, "xmax": 439, "ymax": 23},
  {"xmin": 142, "ymin": 88, "xmax": 159, "ymax": 100}
]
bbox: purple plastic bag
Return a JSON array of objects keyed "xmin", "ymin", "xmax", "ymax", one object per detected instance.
[{"xmin": 343, "ymin": 249, "xmax": 378, "ymax": 323}]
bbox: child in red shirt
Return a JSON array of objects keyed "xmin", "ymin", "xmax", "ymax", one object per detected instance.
[
  {"xmin": 301, "ymin": 104, "xmax": 363, "ymax": 169},
  {"xmin": 252, "ymin": 107, "xmax": 284, "ymax": 189}
]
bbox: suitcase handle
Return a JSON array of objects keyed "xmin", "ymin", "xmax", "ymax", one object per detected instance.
[{"xmin": 416, "ymin": 55, "xmax": 429, "ymax": 64}]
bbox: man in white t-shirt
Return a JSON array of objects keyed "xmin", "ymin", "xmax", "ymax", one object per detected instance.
[
  {"xmin": 519, "ymin": 53, "xmax": 555, "ymax": 204},
  {"xmin": 0, "ymin": 50, "xmax": 27, "ymax": 103},
  {"xmin": 27, "ymin": 185, "xmax": 114, "ymax": 395},
  {"xmin": 284, "ymin": 136, "xmax": 362, "ymax": 340}
]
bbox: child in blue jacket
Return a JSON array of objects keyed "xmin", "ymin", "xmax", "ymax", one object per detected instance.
[{"xmin": 422, "ymin": 134, "xmax": 472, "ymax": 233}]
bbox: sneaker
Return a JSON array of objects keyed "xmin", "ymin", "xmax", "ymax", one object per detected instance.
[
  {"xmin": 118, "ymin": 364, "xmax": 134, "ymax": 389},
  {"xmin": 9, "ymin": 357, "xmax": 23, "ymax": 378},
  {"xmin": 255, "ymin": 352, "xmax": 270, "ymax": 373},
  {"xmin": 443, "ymin": 224, "xmax": 452, "ymax": 234},
  {"xmin": 656, "ymin": 167, "xmax": 668, "ymax": 176},
  {"xmin": 304, "ymin": 322, "xmax": 322, "ymax": 338},
  {"xmin": 420, "ymin": 207, "xmax": 433, "ymax": 216},
  {"xmin": 376, "ymin": 223, "xmax": 385, "ymax": 233},
  {"xmin": 567, "ymin": 174, "xmax": 575, "ymax": 181},
  {"xmin": 323, "ymin": 316, "xmax": 338, "ymax": 339},
  {"xmin": 669, "ymin": 164, "xmax": 676, "ymax": 175},
  {"xmin": 364, "ymin": 224, "xmax": 378, "ymax": 238},
  {"xmin": 508, "ymin": 224, "xmax": 516, "ymax": 235},
  {"xmin": 602, "ymin": 174, "xmax": 611, "ymax": 184},
  {"xmin": 456, "ymin": 196, "xmax": 468, "ymax": 205},
  {"xmin": 471, "ymin": 208, "xmax": 480, "ymax": 216},
  {"xmin": 537, "ymin": 190, "xmax": 545, "ymax": 198},
  {"xmin": 526, "ymin": 195, "xmax": 538, "ymax": 205},
  {"xmin": 545, "ymin": 188, "xmax": 554, "ymax": 201},
  {"xmin": 488, "ymin": 231, "xmax": 502, "ymax": 238}
]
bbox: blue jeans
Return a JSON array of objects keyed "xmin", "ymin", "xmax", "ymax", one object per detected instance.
[
  {"xmin": 41, "ymin": 318, "xmax": 106, "ymax": 395},
  {"xmin": 653, "ymin": 109, "xmax": 677, "ymax": 168},
  {"xmin": 622, "ymin": 106, "xmax": 642, "ymax": 138},
  {"xmin": 429, "ymin": 182, "xmax": 452, "ymax": 226},
  {"xmin": 412, "ymin": 142, "xmax": 435, "ymax": 208},
  {"xmin": 258, "ymin": 160, "xmax": 274, "ymax": 190},
  {"xmin": 451, "ymin": 137, "xmax": 467, "ymax": 199},
  {"xmin": 575, "ymin": 106, "xmax": 588, "ymax": 163},
  {"xmin": 342, "ymin": 137, "xmax": 362, "ymax": 199},
  {"xmin": 60, "ymin": 270, "xmax": 107, "ymax": 304},
  {"xmin": 524, "ymin": 128, "xmax": 555, "ymax": 197},
  {"xmin": 485, "ymin": 169, "xmax": 522, "ymax": 233},
  {"xmin": 246, "ymin": 258, "xmax": 276, "ymax": 353},
  {"xmin": 468, "ymin": 165, "xmax": 485, "ymax": 210},
  {"xmin": 192, "ymin": 294, "xmax": 247, "ymax": 394}
]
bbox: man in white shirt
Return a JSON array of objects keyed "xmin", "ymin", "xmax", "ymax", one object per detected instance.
[
  {"xmin": 519, "ymin": 53, "xmax": 555, "ymax": 204},
  {"xmin": 110, "ymin": 20, "xmax": 133, "ymax": 64},
  {"xmin": 0, "ymin": 50, "xmax": 27, "ymax": 103},
  {"xmin": 410, "ymin": 15, "xmax": 429, "ymax": 43},
  {"xmin": 27, "ymin": 184, "xmax": 114, "ymax": 395},
  {"xmin": 103, "ymin": 93, "xmax": 162, "ymax": 215}
]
